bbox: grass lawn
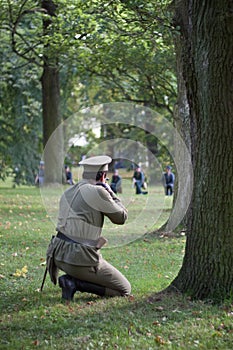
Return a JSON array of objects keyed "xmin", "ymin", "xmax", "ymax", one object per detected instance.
[{"xmin": 0, "ymin": 177, "xmax": 232, "ymax": 349}]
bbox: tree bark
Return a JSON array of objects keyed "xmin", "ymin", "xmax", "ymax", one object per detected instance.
[
  {"xmin": 172, "ymin": 7, "xmax": 192, "ymax": 229},
  {"xmin": 170, "ymin": 0, "xmax": 233, "ymax": 301},
  {"xmin": 41, "ymin": 0, "xmax": 64, "ymax": 183}
]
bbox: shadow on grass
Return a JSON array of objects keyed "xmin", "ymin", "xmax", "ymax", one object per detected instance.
[{"xmin": 2, "ymin": 279, "xmax": 233, "ymax": 350}]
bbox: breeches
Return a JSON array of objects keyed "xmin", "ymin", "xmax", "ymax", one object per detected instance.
[
  {"xmin": 165, "ymin": 184, "xmax": 173, "ymax": 195},
  {"xmin": 135, "ymin": 180, "xmax": 142, "ymax": 194},
  {"xmin": 54, "ymin": 256, "xmax": 131, "ymax": 297}
]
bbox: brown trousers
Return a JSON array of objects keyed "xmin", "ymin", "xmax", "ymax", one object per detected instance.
[{"xmin": 54, "ymin": 256, "xmax": 131, "ymax": 297}]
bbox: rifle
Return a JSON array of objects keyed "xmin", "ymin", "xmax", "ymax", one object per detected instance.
[
  {"xmin": 40, "ymin": 267, "xmax": 48, "ymax": 292},
  {"xmin": 40, "ymin": 234, "xmax": 107, "ymax": 292}
]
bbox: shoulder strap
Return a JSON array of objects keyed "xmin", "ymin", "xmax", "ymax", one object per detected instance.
[{"xmin": 59, "ymin": 183, "xmax": 85, "ymax": 228}]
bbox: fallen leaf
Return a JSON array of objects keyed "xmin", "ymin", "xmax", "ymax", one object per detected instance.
[
  {"xmin": 22, "ymin": 266, "xmax": 28, "ymax": 274},
  {"xmin": 5, "ymin": 221, "xmax": 11, "ymax": 229},
  {"xmin": 212, "ymin": 331, "xmax": 223, "ymax": 337},
  {"xmin": 155, "ymin": 335, "xmax": 166, "ymax": 344},
  {"xmin": 155, "ymin": 306, "xmax": 164, "ymax": 311},
  {"xmin": 12, "ymin": 265, "xmax": 28, "ymax": 278}
]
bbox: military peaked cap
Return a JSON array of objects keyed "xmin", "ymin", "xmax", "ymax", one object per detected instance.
[{"xmin": 79, "ymin": 155, "xmax": 112, "ymax": 172}]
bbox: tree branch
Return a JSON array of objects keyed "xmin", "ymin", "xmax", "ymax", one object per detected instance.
[{"xmin": 9, "ymin": 1, "xmax": 47, "ymax": 67}]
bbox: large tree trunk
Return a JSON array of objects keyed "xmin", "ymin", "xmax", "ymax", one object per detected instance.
[
  {"xmin": 170, "ymin": 0, "xmax": 233, "ymax": 300},
  {"xmin": 41, "ymin": 65, "xmax": 63, "ymax": 183},
  {"xmin": 41, "ymin": 0, "xmax": 64, "ymax": 183},
  {"xmin": 172, "ymin": 27, "xmax": 191, "ymax": 227}
]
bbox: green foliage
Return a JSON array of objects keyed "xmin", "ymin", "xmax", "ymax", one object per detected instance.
[
  {"xmin": 73, "ymin": 1, "xmax": 177, "ymax": 111},
  {"xmin": 0, "ymin": 48, "xmax": 42, "ymax": 184},
  {"xmin": 0, "ymin": 0, "xmax": 177, "ymax": 185}
]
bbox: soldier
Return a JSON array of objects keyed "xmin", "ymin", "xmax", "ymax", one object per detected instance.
[
  {"xmin": 46, "ymin": 155, "xmax": 131, "ymax": 301},
  {"xmin": 35, "ymin": 160, "xmax": 45, "ymax": 186},
  {"xmin": 132, "ymin": 166, "xmax": 148, "ymax": 195},
  {"xmin": 163, "ymin": 165, "xmax": 175, "ymax": 195},
  {"xmin": 110, "ymin": 169, "xmax": 122, "ymax": 194}
]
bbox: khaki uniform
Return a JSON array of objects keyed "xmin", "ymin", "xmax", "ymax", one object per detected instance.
[{"xmin": 48, "ymin": 179, "xmax": 131, "ymax": 296}]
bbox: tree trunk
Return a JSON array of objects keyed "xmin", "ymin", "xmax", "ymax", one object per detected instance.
[
  {"xmin": 172, "ymin": 10, "xmax": 192, "ymax": 229},
  {"xmin": 41, "ymin": 0, "xmax": 64, "ymax": 183},
  {"xmin": 170, "ymin": 0, "xmax": 233, "ymax": 301}
]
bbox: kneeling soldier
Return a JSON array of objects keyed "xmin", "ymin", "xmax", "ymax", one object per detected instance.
[{"xmin": 46, "ymin": 155, "xmax": 131, "ymax": 301}]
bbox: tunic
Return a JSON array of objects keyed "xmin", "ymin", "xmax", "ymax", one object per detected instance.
[{"xmin": 46, "ymin": 179, "xmax": 131, "ymax": 296}]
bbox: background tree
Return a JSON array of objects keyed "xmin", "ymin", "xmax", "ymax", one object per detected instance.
[
  {"xmin": 41, "ymin": 0, "xmax": 63, "ymax": 183},
  {"xmin": 168, "ymin": 0, "xmax": 233, "ymax": 301},
  {"xmin": 77, "ymin": 1, "xmax": 176, "ymax": 174},
  {"xmin": 1, "ymin": 0, "xmax": 176, "ymax": 184},
  {"xmin": 0, "ymin": 27, "xmax": 42, "ymax": 184}
]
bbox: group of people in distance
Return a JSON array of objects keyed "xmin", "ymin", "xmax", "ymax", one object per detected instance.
[
  {"xmin": 35, "ymin": 162, "xmax": 74, "ymax": 186},
  {"xmin": 110, "ymin": 164, "xmax": 175, "ymax": 197},
  {"xmin": 35, "ymin": 159, "xmax": 175, "ymax": 197},
  {"xmin": 110, "ymin": 165, "xmax": 147, "ymax": 195},
  {"xmin": 111, "ymin": 164, "xmax": 175, "ymax": 196}
]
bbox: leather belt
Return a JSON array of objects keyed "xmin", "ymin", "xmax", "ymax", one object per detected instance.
[
  {"xmin": 57, "ymin": 231, "xmax": 78, "ymax": 243},
  {"xmin": 56, "ymin": 231, "xmax": 99, "ymax": 247}
]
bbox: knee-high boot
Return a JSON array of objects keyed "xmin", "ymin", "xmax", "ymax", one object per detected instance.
[
  {"xmin": 74, "ymin": 278, "xmax": 106, "ymax": 297},
  {"xmin": 58, "ymin": 274, "xmax": 77, "ymax": 301},
  {"xmin": 58, "ymin": 274, "xmax": 105, "ymax": 301}
]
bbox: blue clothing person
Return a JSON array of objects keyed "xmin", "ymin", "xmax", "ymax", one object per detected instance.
[
  {"xmin": 35, "ymin": 161, "xmax": 45, "ymax": 186},
  {"xmin": 163, "ymin": 166, "xmax": 175, "ymax": 195},
  {"xmin": 133, "ymin": 167, "xmax": 148, "ymax": 195},
  {"xmin": 110, "ymin": 170, "xmax": 122, "ymax": 194},
  {"xmin": 65, "ymin": 165, "xmax": 74, "ymax": 185}
]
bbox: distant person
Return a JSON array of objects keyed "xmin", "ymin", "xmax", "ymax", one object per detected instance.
[
  {"xmin": 35, "ymin": 161, "xmax": 45, "ymax": 186},
  {"xmin": 114, "ymin": 160, "xmax": 124, "ymax": 169},
  {"xmin": 163, "ymin": 165, "xmax": 175, "ymax": 195},
  {"xmin": 65, "ymin": 165, "xmax": 74, "ymax": 185},
  {"xmin": 132, "ymin": 166, "xmax": 148, "ymax": 195},
  {"xmin": 110, "ymin": 170, "xmax": 122, "ymax": 194}
]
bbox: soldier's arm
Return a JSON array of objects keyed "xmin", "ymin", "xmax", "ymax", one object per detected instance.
[{"xmin": 96, "ymin": 186, "xmax": 128, "ymax": 225}]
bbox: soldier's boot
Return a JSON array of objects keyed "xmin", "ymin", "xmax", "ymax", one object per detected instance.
[
  {"xmin": 58, "ymin": 274, "xmax": 77, "ymax": 301},
  {"xmin": 74, "ymin": 278, "xmax": 106, "ymax": 297}
]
